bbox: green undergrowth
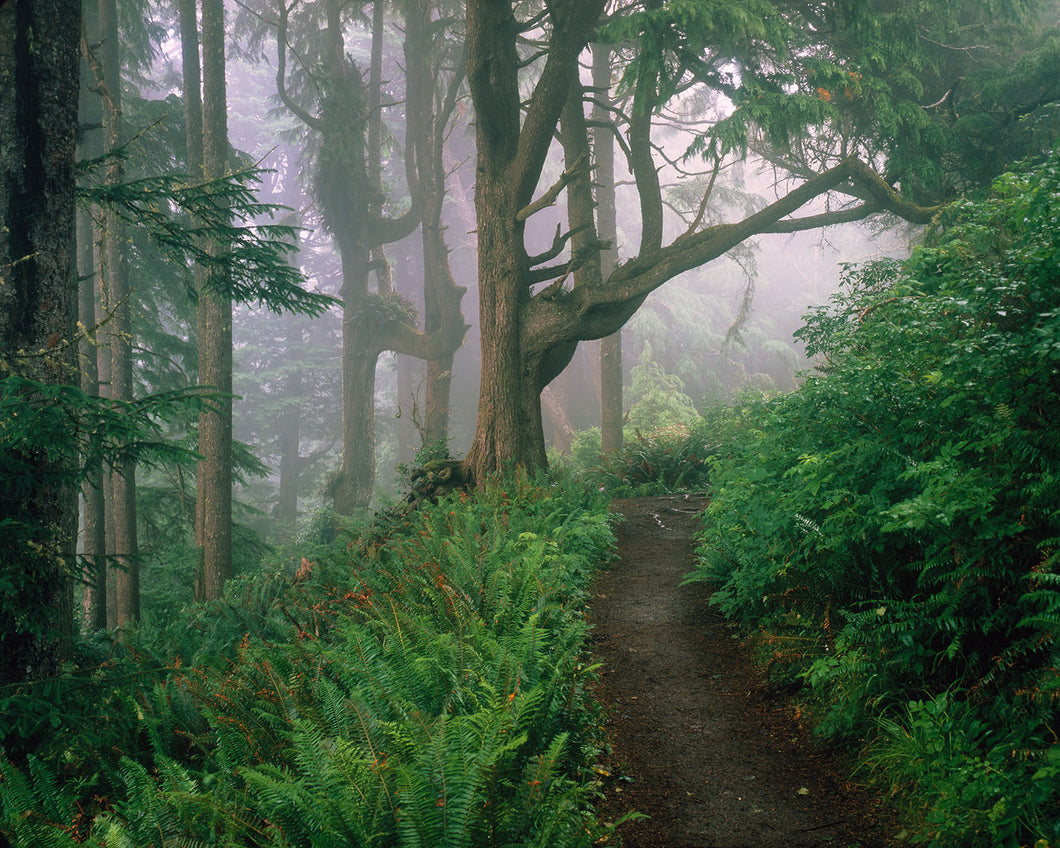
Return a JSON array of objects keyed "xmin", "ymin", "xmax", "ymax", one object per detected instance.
[
  {"xmin": 567, "ymin": 421, "xmax": 717, "ymax": 497},
  {"xmin": 0, "ymin": 474, "xmax": 617, "ymax": 847},
  {"xmin": 690, "ymin": 158, "xmax": 1060, "ymax": 847}
]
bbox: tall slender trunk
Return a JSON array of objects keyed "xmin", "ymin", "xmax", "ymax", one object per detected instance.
[
  {"xmin": 99, "ymin": 0, "xmax": 138, "ymax": 626},
  {"xmin": 404, "ymin": 1, "xmax": 465, "ymax": 450},
  {"xmin": 277, "ymin": 319, "xmax": 302, "ymax": 526},
  {"xmin": 592, "ymin": 43, "xmax": 622, "ymax": 453},
  {"xmin": 177, "ymin": 0, "xmax": 209, "ymax": 589},
  {"xmin": 197, "ymin": 0, "xmax": 233, "ymax": 599},
  {"xmin": 542, "ymin": 371, "xmax": 574, "ymax": 454},
  {"xmin": 77, "ymin": 4, "xmax": 106, "ymax": 629},
  {"xmin": 397, "ymin": 353, "xmax": 417, "ymax": 464},
  {"xmin": 78, "ymin": 199, "xmax": 106, "ymax": 629}
]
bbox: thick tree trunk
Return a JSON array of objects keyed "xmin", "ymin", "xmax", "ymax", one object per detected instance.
[
  {"xmin": 197, "ymin": 0, "xmax": 233, "ymax": 598},
  {"xmin": 99, "ymin": 0, "xmax": 139, "ymax": 627},
  {"xmin": 465, "ymin": 0, "xmax": 541, "ymax": 479},
  {"xmin": 464, "ymin": 0, "xmax": 606, "ymax": 480},
  {"xmin": 465, "ymin": 178, "xmax": 544, "ymax": 476},
  {"xmin": 0, "ymin": 0, "xmax": 81, "ymax": 685},
  {"xmin": 333, "ymin": 270, "xmax": 380, "ymax": 513}
]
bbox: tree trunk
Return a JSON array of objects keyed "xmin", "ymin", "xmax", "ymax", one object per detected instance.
[
  {"xmin": 463, "ymin": 0, "xmax": 606, "ymax": 480},
  {"xmin": 464, "ymin": 178, "xmax": 545, "ymax": 476},
  {"xmin": 592, "ymin": 43, "xmax": 622, "ymax": 453},
  {"xmin": 465, "ymin": 1, "xmax": 540, "ymax": 479},
  {"xmin": 0, "ymin": 0, "xmax": 81, "ymax": 685},
  {"xmin": 99, "ymin": 0, "xmax": 139, "ymax": 627},
  {"xmin": 396, "ymin": 350, "xmax": 417, "ymax": 464},
  {"xmin": 77, "ymin": 7, "xmax": 107, "ymax": 629},
  {"xmin": 77, "ymin": 188, "xmax": 107, "ymax": 630},
  {"xmin": 542, "ymin": 372, "xmax": 574, "ymax": 455},
  {"xmin": 405, "ymin": 1, "xmax": 465, "ymax": 450},
  {"xmin": 333, "ymin": 264, "xmax": 380, "ymax": 513},
  {"xmin": 197, "ymin": 0, "xmax": 233, "ymax": 598},
  {"xmin": 177, "ymin": 0, "xmax": 209, "ymax": 589},
  {"xmin": 277, "ymin": 319, "xmax": 302, "ymax": 526}
]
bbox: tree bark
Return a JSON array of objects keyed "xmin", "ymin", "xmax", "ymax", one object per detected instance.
[
  {"xmin": 0, "ymin": 0, "xmax": 81, "ymax": 685},
  {"xmin": 77, "ymin": 4, "xmax": 107, "ymax": 630},
  {"xmin": 77, "ymin": 189, "xmax": 107, "ymax": 631},
  {"xmin": 197, "ymin": 0, "xmax": 234, "ymax": 598},
  {"xmin": 592, "ymin": 42, "xmax": 622, "ymax": 454},
  {"xmin": 333, "ymin": 297, "xmax": 380, "ymax": 514},
  {"xmin": 464, "ymin": 0, "xmax": 607, "ymax": 480},
  {"xmin": 277, "ymin": 312, "xmax": 303, "ymax": 526},
  {"xmin": 99, "ymin": 0, "xmax": 139, "ymax": 627}
]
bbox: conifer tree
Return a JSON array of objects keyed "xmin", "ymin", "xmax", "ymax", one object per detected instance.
[{"xmin": 196, "ymin": 0, "xmax": 235, "ymax": 599}]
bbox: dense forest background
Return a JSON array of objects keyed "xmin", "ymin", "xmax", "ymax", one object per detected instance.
[{"xmin": 2, "ymin": 0, "xmax": 1060, "ymax": 845}]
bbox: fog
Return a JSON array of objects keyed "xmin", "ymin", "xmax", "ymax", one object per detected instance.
[{"xmin": 142, "ymin": 6, "xmax": 924, "ymax": 525}]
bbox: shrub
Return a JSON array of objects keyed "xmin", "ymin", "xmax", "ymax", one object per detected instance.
[
  {"xmin": 691, "ymin": 156, "xmax": 1060, "ymax": 847},
  {"xmin": 1, "ymin": 475, "xmax": 616, "ymax": 848}
]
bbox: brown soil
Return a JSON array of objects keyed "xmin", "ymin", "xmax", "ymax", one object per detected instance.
[{"xmin": 589, "ymin": 495, "xmax": 895, "ymax": 848}]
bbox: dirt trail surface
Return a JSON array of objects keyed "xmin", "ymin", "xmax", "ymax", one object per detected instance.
[{"xmin": 590, "ymin": 495, "xmax": 893, "ymax": 848}]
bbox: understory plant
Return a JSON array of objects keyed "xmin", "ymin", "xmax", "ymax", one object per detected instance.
[
  {"xmin": 0, "ymin": 474, "xmax": 615, "ymax": 847},
  {"xmin": 691, "ymin": 156, "xmax": 1060, "ymax": 847},
  {"xmin": 576, "ymin": 418, "xmax": 719, "ymax": 497}
]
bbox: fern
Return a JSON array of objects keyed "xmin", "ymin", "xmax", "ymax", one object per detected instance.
[{"xmin": 0, "ymin": 757, "xmax": 81, "ymax": 848}]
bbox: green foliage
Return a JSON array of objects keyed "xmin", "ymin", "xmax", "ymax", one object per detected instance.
[
  {"xmin": 603, "ymin": 0, "xmax": 1058, "ymax": 204},
  {"xmin": 692, "ymin": 156, "xmax": 1060, "ymax": 846},
  {"xmin": 576, "ymin": 416, "xmax": 719, "ymax": 498},
  {"xmin": 83, "ymin": 163, "xmax": 337, "ymax": 317},
  {"xmin": 623, "ymin": 346, "xmax": 700, "ymax": 439},
  {"xmin": 0, "ymin": 377, "xmax": 202, "ymax": 686},
  {"xmin": 1, "ymin": 477, "xmax": 616, "ymax": 847}
]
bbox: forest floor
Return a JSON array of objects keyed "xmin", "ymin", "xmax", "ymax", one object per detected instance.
[{"xmin": 589, "ymin": 494, "xmax": 897, "ymax": 848}]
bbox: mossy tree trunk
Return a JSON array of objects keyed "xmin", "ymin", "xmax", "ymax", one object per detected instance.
[{"xmin": 0, "ymin": 0, "xmax": 81, "ymax": 685}]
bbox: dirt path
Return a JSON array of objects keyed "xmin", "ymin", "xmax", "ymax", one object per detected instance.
[{"xmin": 589, "ymin": 495, "xmax": 894, "ymax": 848}]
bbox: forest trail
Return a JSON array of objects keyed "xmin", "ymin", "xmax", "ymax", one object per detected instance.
[{"xmin": 590, "ymin": 495, "xmax": 894, "ymax": 848}]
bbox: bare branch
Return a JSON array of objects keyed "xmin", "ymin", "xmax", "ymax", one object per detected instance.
[
  {"xmin": 527, "ymin": 222, "xmax": 587, "ymax": 266},
  {"xmin": 516, "ymin": 153, "xmax": 587, "ymax": 221}
]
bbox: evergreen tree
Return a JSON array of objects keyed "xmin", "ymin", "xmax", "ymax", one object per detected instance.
[{"xmin": 461, "ymin": 0, "xmax": 1058, "ymax": 480}]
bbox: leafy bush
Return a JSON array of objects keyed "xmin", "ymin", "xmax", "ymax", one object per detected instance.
[
  {"xmin": 624, "ymin": 346, "xmax": 700, "ymax": 439},
  {"xmin": 578, "ymin": 416, "xmax": 721, "ymax": 497},
  {"xmin": 1, "ymin": 475, "xmax": 616, "ymax": 847},
  {"xmin": 691, "ymin": 157, "xmax": 1060, "ymax": 847}
]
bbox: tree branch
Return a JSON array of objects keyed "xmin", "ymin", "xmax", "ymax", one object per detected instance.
[
  {"xmin": 516, "ymin": 154, "xmax": 586, "ymax": 221},
  {"xmin": 761, "ymin": 201, "xmax": 882, "ymax": 233},
  {"xmin": 524, "ymin": 157, "xmax": 941, "ymax": 351},
  {"xmin": 276, "ymin": 0, "xmax": 324, "ymax": 132}
]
